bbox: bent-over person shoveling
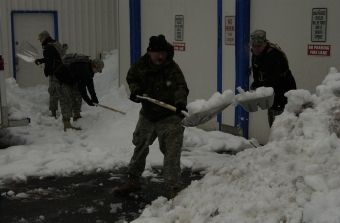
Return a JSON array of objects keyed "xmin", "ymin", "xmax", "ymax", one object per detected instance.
[{"xmin": 54, "ymin": 54, "xmax": 105, "ymax": 131}]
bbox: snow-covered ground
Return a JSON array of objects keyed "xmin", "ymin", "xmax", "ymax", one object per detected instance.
[{"xmin": 1, "ymin": 51, "xmax": 340, "ymax": 223}]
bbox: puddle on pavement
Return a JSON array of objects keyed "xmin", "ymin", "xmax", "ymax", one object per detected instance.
[{"xmin": 0, "ymin": 167, "xmax": 203, "ymax": 223}]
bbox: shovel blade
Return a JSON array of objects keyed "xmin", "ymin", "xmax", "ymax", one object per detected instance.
[
  {"xmin": 181, "ymin": 102, "xmax": 232, "ymax": 127},
  {"xmin": 20, "ymin": 41, "xmax": 39, "ymax": 55},
  {"xmin": 22, "ymin": 49, "xmax": 38, "ymax": 57},
  {"xmin": 16, "ymin": 53, "xmax": 35, "ymax": 63}
]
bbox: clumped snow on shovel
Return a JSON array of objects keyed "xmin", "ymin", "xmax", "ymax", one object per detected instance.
[
  {"xmin": 235, "ymin": 86, "xmax": 274, "ymax": 101},
  {"xmin": 186, "ymin": 90, "xmax": 234, "ymax": 115}
]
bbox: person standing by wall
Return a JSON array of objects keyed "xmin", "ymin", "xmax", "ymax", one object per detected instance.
[
  {"xmin": 34, "ymin": 31, "xmax": 65, "ymax": 118},
  {"xmin": 114, "ymin": 34, "xmax": 189, "ymax": 199},
  {"xmin": 250, "ymin": 29, "xmax": 297, "ymax": 127}
]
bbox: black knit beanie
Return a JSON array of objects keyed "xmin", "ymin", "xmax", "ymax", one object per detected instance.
[{"xmin": 147, "ymin": 35, "xmax": 168, "ymax": 52}]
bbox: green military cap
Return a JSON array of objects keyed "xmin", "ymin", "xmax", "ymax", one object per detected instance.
[
  {"xmin": 250, "ymin": 30, "xmax": 267, "ymax": 46},
  {"xmin": 92, "ymin": 58, "xmax": 104, "ymax": 73},
  {"xmin": 38, "ymin": 30, "xmax": 51, "ymax": 41}
]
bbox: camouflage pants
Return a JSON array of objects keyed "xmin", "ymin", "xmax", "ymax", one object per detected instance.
[
  {"xmin": 268, "ymin": 108, "xmax": 283, "ymax": 127},
  {"xmin": 128, "ymin": 114, "xmax": 184, "ymax": 189},
  {"xmin": 48, "ymin": 75, "xmax": 60, "ymax": 112},
  {"xmin": 58, "ymin": 82, "xmax": 82, "ymax": 121}
]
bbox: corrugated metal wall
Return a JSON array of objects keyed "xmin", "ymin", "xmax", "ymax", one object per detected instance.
[{"xmin": 0, "ymin": 0, "xmax": 117, "ymax": 78}]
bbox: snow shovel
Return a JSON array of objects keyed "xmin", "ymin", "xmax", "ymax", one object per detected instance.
[
  {"xmin": 16, "ymin": 50, "xmax": 38, "ymax": 63},
  {"xmin": 182, "ymin": 101, "xmax": 232, "ymax": 127},
  {"xmin": 235, "ymin": 87, "xmax": 274, "ymax": 112},
  {"xmin": 16, "ymin": 52, "xmax": 36, "ymax": 63},
  {"xmin": 137, "ymin": 95, "xmax": 232, "ymax": 127},
  {"xmin": 20, "ymin": 41, "xmax": 39, "ymax": 56},
  {"xmin": 95, "ymin": 103, "xmax": 126, "ymax": 115},
  {"xmin": 16, "ymin": 41, "xmax": 39, "ymax": 63}
]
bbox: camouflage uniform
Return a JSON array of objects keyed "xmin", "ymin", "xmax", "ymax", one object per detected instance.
[
  {"xmin": 48, "ymin": 74, "xmax": 60, "ymax": 113},
  {"xmin": 58, "ymin": 83, "xmax": 82, "ymax": 121},
  {"xmin": 54, "ymin": 60, "xmax": 101, "ymax": 129},
  {"xmin": 126, "ymin": 38, "xmax": 189, "ymax": 192},
  {"xmin": 128, "ymin": 114, "xmax": 184, "ymax": 189}
]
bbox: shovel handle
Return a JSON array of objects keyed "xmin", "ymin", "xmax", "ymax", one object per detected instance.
[
  {"xmin": 95, "ymin": 103, "xmax": 126, "ymax": 115},
  {"xmin": 137, "ymin": 95, "xmax": 188, "ymax": 117}
]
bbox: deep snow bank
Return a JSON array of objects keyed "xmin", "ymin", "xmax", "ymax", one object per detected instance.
[{"xmin": 133, "ymin": 68, "xmax": 340, "ymax": 223}]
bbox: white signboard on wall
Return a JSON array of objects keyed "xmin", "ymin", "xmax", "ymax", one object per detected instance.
[
  {"xmin": 174, "ymin": 15, "xmax": 184, "ymax": 41},
  {"xmin": 311, "ymin": 8, "xmax": 327, "ymax": 42},
  {"xmin": 225, "ymin": 16, "xmax": 235, "ymax": 45}
]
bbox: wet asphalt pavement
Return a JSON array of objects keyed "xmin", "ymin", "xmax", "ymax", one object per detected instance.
[{"xmin": 0, "ymin": 167, "xmax": 203, "ymax": 223}]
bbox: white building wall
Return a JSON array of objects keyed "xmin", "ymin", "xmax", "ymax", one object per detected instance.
[
  {"xmin": 0, "ymin": 0, "xmax": 117, "ymax": 78},
  {"xmin": 250, "ymin": 0, "xmax": 340, "ymax": 143},
  {"xmin": 119, "ymin": 0, "xmax": 219, "ymax": 129},
  {"xmin": 118, "ymin": 1, "xmax": 236, "ymax": 129},
  {"xmin": 118, "ymin": 0, "xmax": 130, "ymax": 88},
  {"xmin": 140, "ymin": 0, "xmax": 218, "ymax": 106},
  {"xmin": 118, "ymin": 0, "xmax": 340, "ymax": 144}
]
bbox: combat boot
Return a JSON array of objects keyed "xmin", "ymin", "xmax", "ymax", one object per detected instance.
[
  {"xmin": 50, "ymin": 110, "xmax": 57, "ymax": 119},
  {"xmin": 164, "ymin": 188, "xmax": 180, "ymax": 200},
  {"xmin": 73, "ymin": 113, "xmax": 82, "ymax": 122},
  {"xmin": 113, "ymin": 178, "xmax": 141, "ymax": 196},
  {"xmin": 165, "ymin": 185, "xmax": 182, "ymax": 199},
  {"xmin": 63, "ymin": 119, "xmax": 81, "ymax": 131}
]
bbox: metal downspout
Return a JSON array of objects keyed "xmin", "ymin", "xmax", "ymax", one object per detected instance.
[
  {"xmin": 129, "ymin": 0, "xmax": 141, "ymax": 65},
  {"xmin": 217, "ymin": 0, "xmax": 223, "ymax": 130},
  {"xmin": 235, "ymin": 0, "xmax": 250, "ymax": 138}
]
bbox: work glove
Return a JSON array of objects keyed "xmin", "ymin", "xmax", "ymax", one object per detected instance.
[
  {"xmin": 85, "ymin": 98, "xmax": 95, "ymax": 106},
  {"xmin": 34, "ymin": 59, "xmax": 43, "ymax": 65},
  {"xmin": 250, "ymin": 81, "xmax": 262, "ymax": 90},
  {"xmin": 175, "ymin": 103, "xmax": 188, "ymax": 119},
  {"xmin": 129, "ymin": 90, "xmax": 142, "ymax": 103},
  {"xmin": 91, "ymin": 97, "xmax": 99, "ymax": 105}
]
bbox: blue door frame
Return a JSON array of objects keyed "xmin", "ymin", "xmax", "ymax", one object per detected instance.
[
  {"xmin": 10, "ymin": 10, "xmax": 59, "ymax": 79},
  {"xmin": 128, "ymin": 0, "xmax": 251, "ymax": 137}
]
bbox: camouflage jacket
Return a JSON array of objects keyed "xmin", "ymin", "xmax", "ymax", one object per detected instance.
[{"xmin": 127, "ymin": 52, "xmax": 189, "ymax": 122}]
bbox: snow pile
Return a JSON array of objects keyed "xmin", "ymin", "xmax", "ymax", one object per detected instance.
[
  {"xmin": 0, "ymin": 51, "xmax": 251, "ymax": 182},
  {"xmin": 0, "ymin": 50, "xmax": 139, "ymax": 180},
  {"xmin": 317, "ymin": 67, "xmax": 340, "ymax": 97},
  {"xmin": 186, "ymin": 90, "xmax": 234, "ymax": 114},
  {"xmin": 133, "ymin": 68, "xmax": 340, "ymax": 223},
  {"xmin": 5, "ymin": 50, "xmax": 340, "ymax": 223}
]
